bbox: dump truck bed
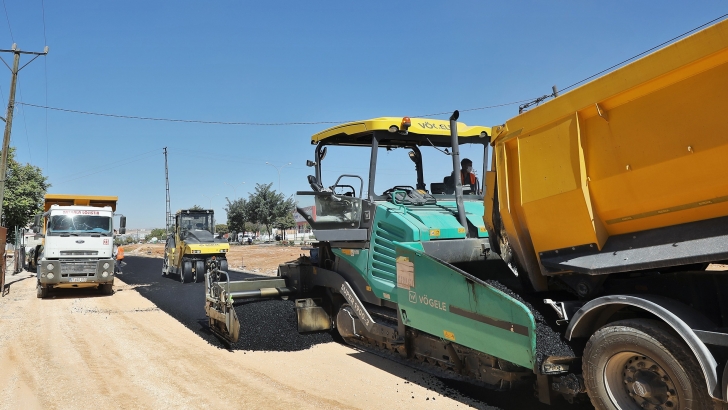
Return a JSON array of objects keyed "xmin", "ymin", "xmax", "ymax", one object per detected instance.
[{"xmin": 488, "ymin": 18, "xmax": 728, "ymax": 275}]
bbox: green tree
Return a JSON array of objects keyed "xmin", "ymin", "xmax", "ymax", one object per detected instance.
[
  {"xmin": 2, "ymin": 147, "xmax": 50, "ymax": 242},
  {"xmin": 245, "ymin": 221, "xmax": 261, "ymax": 235},
  {"xmin": 215, "ymin": 223, "xmax": 228, "ymax": 235},
  {"xmin": 145, "ymin": 228, "xmax": 166, "ymax": 242},
  {"xmin": 247, "ymin": 183, "xmax": 294, "ymax": 237},
  {"xmin": 224, "ymin": 198, "xmax": 249, "ymax": 235},
  {"xmin": 189, "ymin": 205, "xmax": 204, "ymax": 211},
  {"xmin": 274, "ymin": 212, "xmax": 296, "ymax": 240}
]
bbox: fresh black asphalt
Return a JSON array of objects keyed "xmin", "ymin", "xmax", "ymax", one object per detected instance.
[
  {"xmin": 118, "ymin": 256, "xmax": 332, "ymax": 351},
  {"xmin": 121, "ymin": 256, "xmax": 594, "ymax": 409}
]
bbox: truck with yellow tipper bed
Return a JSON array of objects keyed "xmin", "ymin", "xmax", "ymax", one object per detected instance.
[
  {"xmin": 206, "ymin": 18, "xmax": 728, "ymax": 409},
  {"xmin": 33, "ymin": 194, "xmax": 126, "ymax": 298},
  {"xmin": 484, "ymin": 18, "xmax": 728, "ymax": 409}
]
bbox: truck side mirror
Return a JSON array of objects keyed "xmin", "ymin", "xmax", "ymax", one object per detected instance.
[
  {"xmin": 33, "ymin": 214, "xmax": 41, "ymax": 231},
  {"xmin": 119, "ymin": 216, "xmax": 127, "ymax": 234}
]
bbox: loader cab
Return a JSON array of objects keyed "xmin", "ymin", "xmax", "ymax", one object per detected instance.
[{"xmin": 296, "ymin": 116, "xmax": 491, "ymax": 244}]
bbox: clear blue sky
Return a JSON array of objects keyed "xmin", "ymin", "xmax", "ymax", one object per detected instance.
[{"xmin": 2, "ymin": 1, "xmax": 725, "ymax": 228}]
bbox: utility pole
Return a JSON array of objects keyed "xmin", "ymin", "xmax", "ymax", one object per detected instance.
[
  {"xmin": 0, "ymin": 44, "xmax": 48, "ymax": 226},
  {"xmin": 164, "ymin": 147, "xmax": 172, "ymax": 239}
]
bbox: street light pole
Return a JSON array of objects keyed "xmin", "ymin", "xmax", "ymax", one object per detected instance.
[
  {"xmin": 224, "ymin": 181, "xmax": 245, "ymax": 199},
  {"xmin": 265, "ymin": 162, "xmax": 292, "ymax": 192}
]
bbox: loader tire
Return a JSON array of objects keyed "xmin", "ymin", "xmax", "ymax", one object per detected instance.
[
  {"xmin": 219, "ymin": 259, "xmax": 228, "ymax": 272},
  {"xmin": 583, "ymin": 318, "xmax": 711, "ymax": 410},
  {"xmin": 193, "ymin": 261, "xmax": 205, "ymax": 283},
  {"xmin": 180, "ymin": 261, "xmax": 192, "ymax": 283}
]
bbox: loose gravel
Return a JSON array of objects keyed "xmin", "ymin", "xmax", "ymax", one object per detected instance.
[
  {"xmin": 485, "ymin": 279, "xmax": 575, "ymax": 365},
  {"xmin": 233, "ymin": 299, "xmax": 333, "ymax": 351},
  {"xmin": 119, "ymin": 257, "xmax": 333, "ymax": 352}
]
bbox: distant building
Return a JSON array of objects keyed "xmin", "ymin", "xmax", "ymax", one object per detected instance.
[{"xmin": 294, "ymin": 208, "xmax": 312, "ymax": 234}]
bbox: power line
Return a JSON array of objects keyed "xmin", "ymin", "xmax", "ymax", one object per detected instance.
[
  {"xmin": 40, "ymin": 0, "xmax": 47, "ymax": 44},
  {"xmin": 559, "ymin": 13, "xmax": 728, "ymax": 93},
  {"xmin": 18, "ymin": 96, "xmax": 536, "ymax": 127},
  {"xmin": 415, "ymin": 98, "xmax": 538, "ymax": 118},
  {"xmin": 17, "ymin": 103, "xmax": 349, "ymax": 125},
  {"xmin": 18, "ymin": 13, "xmax": 728, "ymax": 127},
  {"xmin": 518, "ymin": 12, "xmax": 728, "ymax": 113},
  {"xmin": 1, "ymin": 0, "xmax": 13, "ymax": 43}
]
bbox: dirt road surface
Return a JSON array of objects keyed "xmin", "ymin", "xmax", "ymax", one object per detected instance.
[
  {"xmin": 1, "ymin": 249, "xmax": 593, "ymax": 409},
  {"xmin": 126, "ymin": 243, "xmax": 302, "ymax": 275}
]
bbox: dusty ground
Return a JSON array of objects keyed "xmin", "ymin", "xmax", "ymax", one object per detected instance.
[
  {"xmin": 0, "ymin": 268, "xmax": 487, "ymax": 410},
  {"xmin": 125, "ymin": 243, "xmax": 302, "ymax": 275}
]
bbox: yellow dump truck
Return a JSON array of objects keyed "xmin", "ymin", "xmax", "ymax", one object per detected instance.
[{"xmin": 484, "ymin": 18, "xmax": 728, "ymax": 408}]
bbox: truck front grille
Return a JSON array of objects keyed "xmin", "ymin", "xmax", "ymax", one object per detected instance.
[
  {"xmin": 60, "ymin": 260, "xmax": 97, "ymax": 276},
  {"xmin": 60, "ymin": 250, "xmax": 99, "ymax": 256}
]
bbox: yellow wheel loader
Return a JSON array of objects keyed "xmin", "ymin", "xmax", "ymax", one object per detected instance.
[{"xmin": 162, "ymin": 209, "xmax": 229, "ymax": 283}]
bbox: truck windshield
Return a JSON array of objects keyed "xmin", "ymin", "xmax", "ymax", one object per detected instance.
[{"xmin": 47, "ymin": 214, "xmax": 112, "ymax": 236}]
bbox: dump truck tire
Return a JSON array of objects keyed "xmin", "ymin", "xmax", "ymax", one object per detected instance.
[
  {"xmin": 220, "ymin": 259, "xmax": 228, "ymax": 272},
  {"xmin": 194, "ymin": 261, "xmax": 205, "ymax": 283},
  {"xmin": 100, "ymin": 283, "xmax": 114, "ymax": 295},
  {"xmin": 180, "ymin": 261, "xmax": 192, "ymax": 283},
  {"xmin": 583, "ymin": 318, "xmax": 710, "ymax": 410},
  {"xmin": 36, "ymin": 282, "xmax": 47, "ymax": 299}
]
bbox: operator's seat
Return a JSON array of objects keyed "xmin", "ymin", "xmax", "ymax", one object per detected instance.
[
  {"xmin": 442, "ymin": 176, "xmax": 455, "ymax": 194},
  {"xmin": 430, "ymin": 182, "xmax": 446, "ymax": 194}
]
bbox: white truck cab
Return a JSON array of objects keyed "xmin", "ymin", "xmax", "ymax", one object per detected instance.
[{"xmin": 34, "ymin": 194, "xmax": 125, "ymax": 298}]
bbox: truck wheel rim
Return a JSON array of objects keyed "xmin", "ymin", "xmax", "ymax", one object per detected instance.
[{"xmin": 604, "ymin": 352, "xmax": 678, "ymax": 410}]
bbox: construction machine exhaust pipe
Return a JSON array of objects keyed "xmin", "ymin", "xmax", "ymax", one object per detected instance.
[{"xmin": 449, "ymin": 110, "xmax": 469, "ymax": 236}]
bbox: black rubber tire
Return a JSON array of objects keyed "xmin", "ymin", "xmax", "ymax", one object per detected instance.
[
  {"xmin": 99, "ymin": 283, "xmax": 114, "ymax": 295},
  {"xmin": 180, "ymin": 261, "xmax": 192, "ymax": 283},
  {"xmin": 36, "ymin": 282, "xmax": 47, "ymax": 299},
  {"xmin": 583, "ymin": 318, "xmax": 711, "ymax": 410},
  {"xmin": 219, "ymin": 258, "xmax": 228, "ymax": 272},
  {"xmin": 194, "ymin": 260, "xmax": 205, "ymax": 283}
]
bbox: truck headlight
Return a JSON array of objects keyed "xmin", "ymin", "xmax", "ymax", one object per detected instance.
[
  {"xmin": 192, "ymin": 250, "xmax": 201, "ymax": 254},
  {"xmin": 102, "ymin": 271, "xmax": 108, "ymax": 278},
  {"xmin": 103, "ymin": 262, "xmax": 110, "ymax": 269},
  {"xmin": 46, "ymin": 263, "xmax": 54, "ymax": 270},
  {"xmin": 46, "ymin": 272, "xmax": 54, "ymax": 279},
  {"xmin": 221, "ymin": 249, "xmax": 228, "ymax": 253}
]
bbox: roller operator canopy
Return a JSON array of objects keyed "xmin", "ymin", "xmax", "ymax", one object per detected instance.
[{"xmin": 311, "ymin": 117, "xmax": 491, "ymax": 147}]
